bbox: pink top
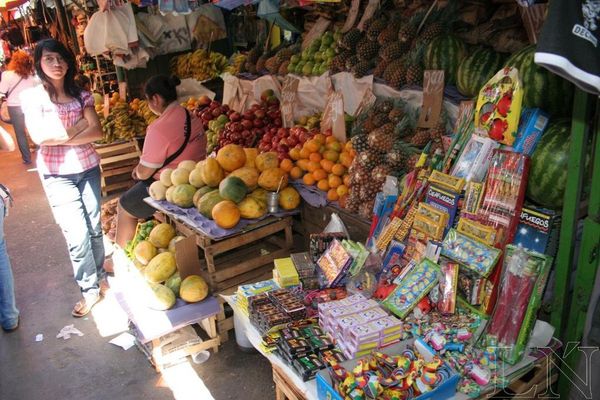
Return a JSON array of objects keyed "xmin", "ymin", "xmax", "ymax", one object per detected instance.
[
  {"xmin": 34, "ymin": 90, "xmax": 101, "ymax": 175},
  {"xmin": 140, "ymin": 102, "xmax": 206, "ymax": 179}
]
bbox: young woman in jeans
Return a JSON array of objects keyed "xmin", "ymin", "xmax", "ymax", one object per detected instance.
[
  {"xmin": 21, "ymin": 39, "xmax": 106, "ymax": 317},
  {"xmin": 0, "ymin": 127, "xmax": 19, "ymax": 331},
  {"xmin": 0, "ymin": 50, "xmax": 36, "ymax": 164}
]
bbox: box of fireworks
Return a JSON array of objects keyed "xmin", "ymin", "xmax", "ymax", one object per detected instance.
[
  {"xmin": 512, "ymin": 206, "xmax": 560, "ymax": 256},
  {"xmin": 438, "ymin": 260, "xmax": 459, "ymax": 315},
  {"xmin": 457, "ymin": 218, "xmax": 497, "ymax": 246},
  {"xmin": 403, "ymin": 229, "xmax": 432, "ymax": 265},
  {"xmin": 377, "ymin": 241, "xmax": 406, "ymax": 280},
  {"xmin": 461, "ymin": 181, "xmax": 485, "ymax": 220},
  {"xmin": 317, "ymin": 239, "xmax": 354, "ymax": 288},
  {"xmin": 457, "ymin": 267, "xmax": 489, "ymax": 307},
  {"xmin": 304, "ymin": 288, "xmax": 347, "ymax": 318},
  {"xmin": 342, "ymin": 240, "xmax": 369, "ymax": 277},
  {"xmin": 428, "ymin": 171, "xmax": 466, "ymax": 193},
  {"xmin": 309, "ymin": 232, "xmax": 347, "ymax": 264},
  {"xmin": 483, "ymin": 245, "xmax": 553, "ymax": 364},
  {"xmin": 273, "ymin": 257, "xmax": 300, "ymax": 288},
  {"xmin": 367, "ymin": 192, "xmax": 399, "ymax": 248},
  {"xmin": 293, "ymin": 353, "xmax": 327, "ymax": 381},
  {"xmin": 320, "ymin": 349, "xmax": 346, "ymax": 366},
  {"xmin": 512, "ymin": 108, "xmax": 550, "ymax": 156},
  {"xmin": 425, "ymin": 185, "xmax": 461, "ymax": 236},
  {"xmin": 413, "ymin": 213, "xmax": 446, "ymax": 241},
  {"xmin": 383, "ymin": 259, "xmax": 440, "ymax": 319},
  {"xmin": 417, "ymin": 203, "xmax": 450, "ymax": 228},
  {"xmin": 477, "ymin": 150, "xmax": 530, "ymax": 246},
  {"xmin": 290, "ymin": 252, "xmax": 317, "ymax": 287},
  {"xmin": 316, "ymin": 339, "xmax": 459, "ymax": 400},
  {"xmin": 317, "ymin": 293, "xmax": 367, "ymax": 320},
  {"xmin": 475, "ymin": 67, "xmax": 524, "ymax": 146},
  {"xmin": 320, "ymin": 299, "xmax": 379, "ymax": 324},
  {"xmin": 441, "ymin": 229, "xmax": 502, "ymax": 278},
  {"xmin": 451, "ymin": 135, "xmax": 500, "ymax": 183}
]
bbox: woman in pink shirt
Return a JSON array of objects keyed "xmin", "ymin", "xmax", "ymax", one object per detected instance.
[{"xmin": 116, "ymin": 75, "xmax": 206, "ymax": 247}]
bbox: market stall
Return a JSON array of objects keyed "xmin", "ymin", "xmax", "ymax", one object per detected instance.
[{"xmin": 84, "ymin": 0, "xmax": 599, "ymax": 398}]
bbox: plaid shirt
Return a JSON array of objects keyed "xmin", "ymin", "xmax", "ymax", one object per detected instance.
[{"xmin": 37, "ymin": 91, "xmax": 100, "ymax": 175}]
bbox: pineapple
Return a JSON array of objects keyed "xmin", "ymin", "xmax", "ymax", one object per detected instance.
[
  {"xmin": 357, "ymin": 150, "xmax": 383, "ymax": 170},
  {"xmin": 372, "ymin": 112, "xmax": 390, "ymax": 128},
  {"xmin": 377, "ymin": 25, "xmax": 399, "ymax": 46},
  {"xmin": 388, "ymin": 107, "xmax": 405, "ymax": 123},
  {"xmin": 278, "ymin": 60, "xmax": 290, "ymax": 76},
  {"xmin": 397, "ymin": 24, "xmax": 417, "ymax": 48},
  {"xmin": 383, "ymin": 59, "xmax": 405, "ymax": 83},
  {"xmin": 255, "ymin": 53, "xmax": 270, "ymax": 73},
  {"xmin": 339, "ymin": 29, "xmax": 363, "ymax": 51},
  {"xmin": 359, "ymin": 201, "xmax": 375, "ymax": 220},
  {"xmin": 418, "ymin": 22, "xmax": 444, "ymax": 44},
  {"xmin": 357, "ymin": 40, "xmax": 380, "ymax": 62},
  {"xmin": 410, "ymin": 128, "xmax": 431, "ymax": 147},
  {"xmin": 345, "ymin": 55, "xmax": 360, "ymax": 71},
  {"xmin": 406, "ymin": 153, "xmax": 420, "ymax": 170},
  {"xmin": 374, "ymin": 100, "xmax": 394, "ymax": 114},
  {"xmin": 379, "ymin": 42, "xmax": 406, "ymax": 62},
  {"xmin": 351, "ymin": 134, "xmax": 369, "ymax": 153},
  {"xmin": 351, "ymin": 60, "xmax": 373, "ymax": 78},
  {"xmin": 366, "ymin": 17, "xmax": 388, "ymax": 41},
  {"xmin": 404, "ymin": 46, "xmax": 425, "ymax": 86},
  {"xmin": 386, "ymin": 145, "xmax": 409, "ymax": 169},
  {"xmin": 265, "ymin": 56, "xmax": 281, "ymax": 75},
  {"xmin": 373, "ymin": 60, "xmax": 389, "ymax": 78},
  {"xmin": 368, "ymin": 123, "xmax": 395, "ymax": 152}
]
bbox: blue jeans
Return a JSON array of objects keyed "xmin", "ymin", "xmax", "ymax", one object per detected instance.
[
  {"xmin": 8, "ymin": 106, "xmax": 31, "ymax": 164},
  {"xmin": 40, "ymin": 166, "xmax": 105, "ymax": 297},
  {"xmin": 0, "ymin": 199, "xmax": 19, "ymax": 329}
]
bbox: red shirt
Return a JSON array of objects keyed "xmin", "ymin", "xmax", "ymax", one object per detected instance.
[{"xmin": 140, "ymin": 103, "xmax": 206, "ymax": 179}]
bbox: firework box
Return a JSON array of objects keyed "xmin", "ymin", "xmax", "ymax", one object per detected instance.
[
  {"xmin": 512, "ymin": 108, "xmax": 550, "ymax": 156},
  {"xmin": 425, "ymin": 185, "xmax": 461, "ymax": 236},
  {"xmin": 511, "ymin": 206, "xmax": 559, "ymax": 256}
]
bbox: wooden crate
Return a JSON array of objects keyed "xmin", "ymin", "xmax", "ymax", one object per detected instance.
[
  {"xmin": 96, "ymin": 140, "xmax": 141, "ymax": 197},
  {"xmin": 154, "ymin": 212, "xmax": 294, "ymax": 342},
  {"xmin": 490, "ymin": 356, "xmax": 557, "ymax": 398},
  {"xmin": 273, "ymin": 363, "xmax": 307, "ymax": 400}
]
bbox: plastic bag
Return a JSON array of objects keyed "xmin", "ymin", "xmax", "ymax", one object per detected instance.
[
  {"xmin": 176, "ymin": 78, "xmax": 216, "ymax": 103},
  {"xmin": 323, "ymin": 212, "xmax": 349, "ymax": 238}
]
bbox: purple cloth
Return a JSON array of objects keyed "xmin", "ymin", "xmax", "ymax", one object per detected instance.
[{"xmin": 144, "ymin": 197, "xmax": 298, "ymax": 240}]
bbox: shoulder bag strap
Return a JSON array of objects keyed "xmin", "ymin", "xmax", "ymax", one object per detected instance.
[
  {"xmin": 3, "ymin": 76, "xmax": 24, "ymax": 98},
  {"xmin": 142, "ymin": 109, "xmax": 191, "ymax": 183}
]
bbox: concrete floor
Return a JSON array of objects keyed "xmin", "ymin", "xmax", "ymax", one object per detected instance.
[{"xmin": 0, "ymin": 126, "xmax": 275, "ymax": 400}]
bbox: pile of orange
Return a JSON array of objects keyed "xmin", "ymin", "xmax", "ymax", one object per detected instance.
[{"xmin": 280, "ymin": 133, "xmax": 355, "ymax": 204}]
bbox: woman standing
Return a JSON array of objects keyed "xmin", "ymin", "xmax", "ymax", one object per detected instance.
[
  {"xmin": 21, "ymin": 39, "xmax": 106, "ymax": 317},
  {"xmin": 116, "ymin": 75, "xmax": 206, "ymax": 248},
  {"xmin": 0, "ymin": 50, "xmax": 36, "ymax": 164}
]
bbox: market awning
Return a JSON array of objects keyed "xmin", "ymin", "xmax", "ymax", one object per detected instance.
[{"xmin": 257, "ymin": 0, "xmax": 299, "ymax": 33}]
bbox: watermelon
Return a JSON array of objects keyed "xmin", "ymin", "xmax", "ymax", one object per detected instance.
[
  {"xmin": 526, "ymin": 120, "xmax": 572, "ymax": 209},
  {"xmin": 456, "ymin": 47, "xmax": 504, "ymax": 97},
  {"xmin": 504, "ymin": 45, "xmax": 574, "ymax": 117},
  {"xmin": 424, "ymin": 36, "xmax": 466, "ymax": 85}
]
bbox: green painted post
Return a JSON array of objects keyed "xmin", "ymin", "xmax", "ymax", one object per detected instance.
[
  {"xmin": 558, "ymin": 97, "xmax": 600, "ymax": 399},
  {"xmin": 550, "ymin": 89, "xmax": 594, "ymax": 336}
]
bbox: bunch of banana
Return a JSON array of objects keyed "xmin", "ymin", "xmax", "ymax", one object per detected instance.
[
  {"xmin": 135, "ymin": 99, "xmax": 158, "ymax": 125},
  {"xmin": 95, "ymin": 102, "xmax": 148, "ymax": 144},
  {"xmin": 170, "ymin": 49, "xmax": 230, "ymax": 81},
  {"xmin": 225, "ymin": 53, "xmax": 246, "ymax": 75}
]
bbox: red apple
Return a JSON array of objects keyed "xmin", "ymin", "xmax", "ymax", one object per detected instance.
[
  {"xmin": 211, "ymin": 107, "xmax": 222, "ymax": 117},
  {"xmin": 254, "ymin": 109, "xmax": 266, "ymax": 119},
  {"xmin": 198, "ymin": 95, "xmax": 211, "ymax": 107},
  {"xmin": 233, "ymin": 122, "xmax": 243, "ymax": 133},
  {"xmin": 221, "ymin": 104, "xmax": 230, "ymax": 113},
  {"xmin": 279, "ymin": 138, "xmax": 289, "ymax": 147},
  {"xmin": 241, "ymin": 119, "xmax": 254, "ymax": 130},
  {"xmin": 253, "ymin": 119, "xmax": 264, "ymax": 128},
  {"xmin": 287, "ymin": 136, "xmax": 298, "ymax": 147},
  {"xmin": 209, "ymin": 101, "xmax": 220, "ymax": 109},
  {"xmin": 229, "ymin": 112, "xmax": 241, "ymax": 122}
]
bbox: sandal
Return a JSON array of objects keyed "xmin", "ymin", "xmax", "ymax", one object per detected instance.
[{"xmin": 72, "ymin": 295, "xmax": 102, "ymax": 318}]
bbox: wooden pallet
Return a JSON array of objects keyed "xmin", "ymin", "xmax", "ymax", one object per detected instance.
[
  {"xmin": 154, "ymin": 212, "xmax": 294, "ymax": 342},
  {"xmin": 96, "ymin": 140, "xmax": 141, "ymax": 197},
  {"xmin": 273, "ymin": 363, "xmax": 307, "ymax": 400},
  {"xmin": 490, "ymin": 356, "xmax": 557, "ymax": 398}
]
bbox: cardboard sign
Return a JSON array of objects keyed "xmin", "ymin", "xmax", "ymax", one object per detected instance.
[
  {"xmin": 281, "ymin": 76, "xmax": 299, "ymax": 128},
  {"xmin": 341, "ymin": 0, "xmax": 361, "ymax": 33},
  {"xmin": 303, "ymin": 17, "xmax": 332, "ymax": 50},
  {"xmin": 417, "ymin": 70, "xmax": 445, "ymax": 129},
  {"xmin": 119, "ymin": 82, "xmax": 127, "ymax": 101},
  {"xmin": 354, "ymin": 88, "xmax": 377, "ymax": 117},
  {"xmin": 321, "ymin": 91, "xmax": 346, "ymax": 142},
  {"xmin": 357, "ymin": 0, "xmax": 380, "ymax": 31},
  {"xmin": 103, "ymin": 94, "xmax": 110, "ymax": 119},
  {"xmin": 174, "ymin": 236, "xmax": 203, "ymax": 279}
]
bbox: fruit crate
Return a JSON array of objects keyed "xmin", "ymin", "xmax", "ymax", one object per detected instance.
[
  {"xmin": 96, "ymin": 140, "xmax": 141, "ymax": 197},
  {"xmin": 154, "ymin": 212, "xmax": 294, "ymax": 342}
]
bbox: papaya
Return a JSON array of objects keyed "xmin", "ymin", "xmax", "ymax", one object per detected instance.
[
  {"xmin": 144, "ymin": 252, "xmax": 177, "ymax": 283},
  {"xmin": 171, "ymin": 168, "xmax": 190, "ymax": 185},
  {"xmin": 216, "ymin": 144, "xmax": 246, "ymax": 172},
  {"xmin": 171, "ymin": 184, "xmax": 196, "ymax": 208},
  {"xmin": 202, "ymin": 158, "xmax": 224, "ymax": 187},
  {"xmin": 159, "ymin": 168, "xmax": 173, "ymax": 187},
  {"xmin": 180, "ymin": 275, "xmax": 209, "ymax": 303},
  {"xmin": 197, "ymin": 190, "xmax": 224, "ymax": 219},
  {"xmin": 258, "ymin": 167, "xmax": 288, "ymax": 191},
  {"xmin": 188, "ymin": 168, "xmax": 206, "ymax": 188},
  {"xmin": 238, "ymin": 196, "xmax": 267, "ymax": 219},
  {"xmin": 193, "ymin": 187, "xmax": 216, "ymax": 208},
  {"xmin": 148, "ymin": 223, "xmax": 176, "ymax": 248},
  {"xmin": 134, "ymin": 240, "xmax": 157, "ymax": 265},
  {"xmin": 244, "ymin": 148, "xmax": 258, "ymax": 168},
  {"xmin": 255, "ymin": 152, "xmax": 279, "ymax": 172},
  {"xmin": 149, "ymin": 181, "xmax": 167, "ymax": 201},
  {"xmin": 165, "ymin": 272, "xmax": 182, "ymax": 296},
  {"xmin": 168, "ymin": 235, "xmax": 186, "ymax": 254},
  {"xmin": 178, "ymin": 160, "xmax": 197, "ymax": 172},
  {"xmin": 249, "ymin": 188, "xmax": 269, "ymax": 206},
  {"xmin": 219, "ymin": 176, "xmax": 248, "ymax": 203},
  {"xmin": 278, "ymin": 186, "xmax": 301, "ymax": 210},
  {"xmin": 147, "ymin": 283, "xmax": 176, "ymax": 310},
  {"xmin": 228, "ymin": 166, "xmax": 259, "ymax": 190}
]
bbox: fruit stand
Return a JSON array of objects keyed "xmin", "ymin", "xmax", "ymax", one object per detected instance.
[{"xmin": 84, "ymin": 0, "xmax": 600, "ymax": 398}]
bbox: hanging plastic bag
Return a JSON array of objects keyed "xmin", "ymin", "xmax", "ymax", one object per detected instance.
[{"xmin": 324, "ymin": 213, "xmax": 350, "ymax": 238}]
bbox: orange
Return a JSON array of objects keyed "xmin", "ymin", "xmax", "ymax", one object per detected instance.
[
  {"xmin": 297, "ymin": 159, "xmax": 310, "ymax": 171},
  {"xmin": 299, "ymin": 147, "xmax": 311, "ymax": 159},
  {"xmin": 317, "ymin": 179, "xmax": 330, "ymax": 192},
  {"xmin": 306, "ymin": 139, "xmax": 320, "ymax": 153},
  {"xmin": 325, "ymin": 135, "xmax": 338, "ymax": 145},
  {"xmin": 332, "ymin": 164, "xmax": 346, "ymax": 176},
  {"xmin": 320, "ymin": 159, "xmax": 334, "ymax": 173},
  {"xmin": 328, "ymin": 175, "xmax": 342, "ymax": 188},
  {"xmin": 290, "ymin": 166, "xmax": 303, "ymax": 180},
  {"xmin": 338, "ymin": 194, "xmax": 348, "ymax": 208},
  {"xmin": 343, "ymin": 175, "xmax": 351, "ymax": 187},
  {"xmin": 303, "ymin": 174, "xmax": 316, "ymax": 185},
  {"xmin": 319, "ymin": 145, "xmax": 327, "ymax": 154},
  {"xmin": 312, "ymin": 168, "xmax": 327, "ymax": 181},
  {"xmin": 323, "ymin": 150, "xmax": 340, "ymax": 162},
  {"xmin": 327, "ymin": 189, "xmax": 339, "ymax": 201},
  {"xmin": 309, "ymin": 152, "xmax": 322, "ymax": 163},
  {"xmin": 344, "ymin": 141, "xmax": 353, "ymax": 152},
  {"xmin": 336, "ymin": 184, "xmax": 349, "ymax": 197},
  {"xmin": 289, "ymin": 147, "xmax": 302, "ymax": 160},
  {"xmin": 326, "ymin": 141, "xmax": 342, "ymax": 152},
  {"xmin": 339, "ymin": 152, "xmax": 353, "ymax": 168},
  {"xmin": 307, "ymin": 161, "xmax": 320, "ymax": 173},
  {"xmin": 313, "ymin": 133, "xmax": 326, "ymax": 145},
  {"xmin": 280, "ymin": 158, "xmax": 293, "ymax": 172}
]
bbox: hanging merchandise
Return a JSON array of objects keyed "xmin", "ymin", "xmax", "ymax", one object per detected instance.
[
  {"xmin": 535, "ymin": 0, "xmax": 600, "ymax": 96},
  {"xmin": 187, "ymin": 4, "xmax": 227, "ymax": 46},
  {"xmin": 257, "ymin": 0, "xmax": 300, "ymax": 33},
  {"xmin": 84, "ymin": 2, "xmax": 138, "ymax": 57},
  {"xmin": 158, "ymin": 0, "xmax": 191, "ymax": 15}
]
